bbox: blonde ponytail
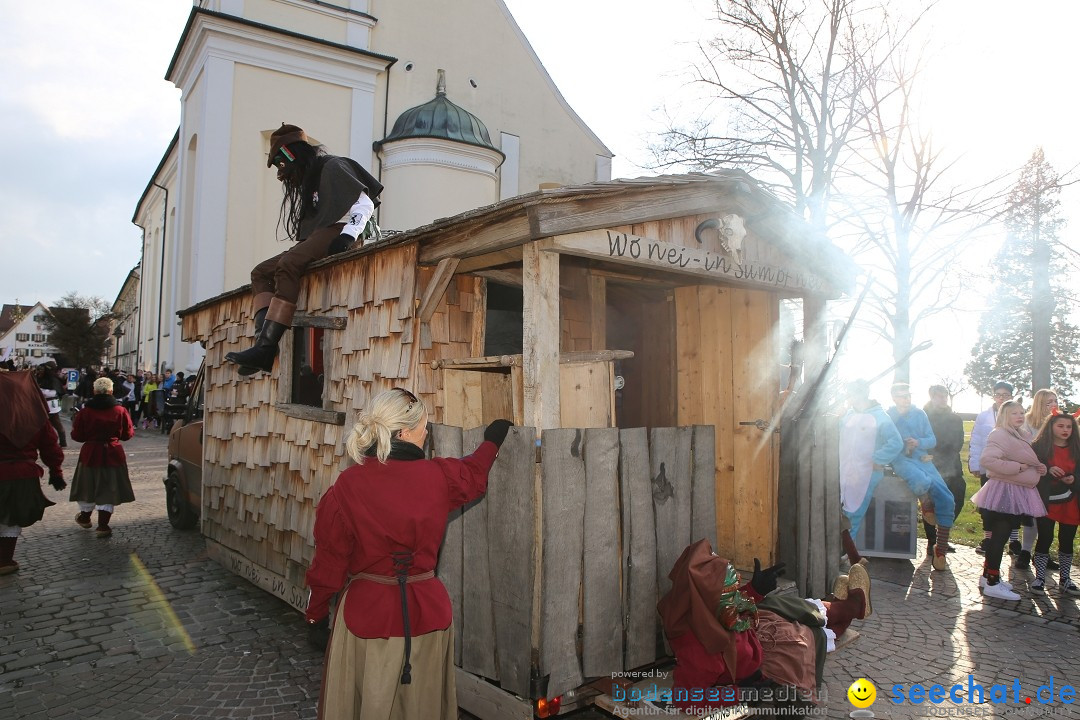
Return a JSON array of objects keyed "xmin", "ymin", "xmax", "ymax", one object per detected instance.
[{"xmin": 345, "ymin": 388, "xmax": 426, "ymax": 463}]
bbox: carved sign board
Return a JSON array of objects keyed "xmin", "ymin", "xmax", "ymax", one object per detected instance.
[{"xmin": 539, "ymin": 229, "xmax": 834, "ymax": 296}]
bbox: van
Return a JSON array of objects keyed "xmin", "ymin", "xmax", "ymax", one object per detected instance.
[{"xmin": 164, "ymin": 361, "xmax": 204, "ymax": 529}]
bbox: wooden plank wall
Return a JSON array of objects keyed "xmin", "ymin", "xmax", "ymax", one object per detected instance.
[
  {"xmin": 560, "ymin": 264, "xmax": 600, "ymax": 351},
  {"xmin": 675, "ymin": 284, "xmax": 779, "ymax": 570}
]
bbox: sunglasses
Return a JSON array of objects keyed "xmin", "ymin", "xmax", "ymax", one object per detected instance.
[{"xmin": 395, "ymin": 387, "xmax": 418, "ymax": 406}]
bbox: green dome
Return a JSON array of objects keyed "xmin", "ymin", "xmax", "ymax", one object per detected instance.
[{"xmin": 378, "ymin": 70, "xmax": 500, "ymax": 153}]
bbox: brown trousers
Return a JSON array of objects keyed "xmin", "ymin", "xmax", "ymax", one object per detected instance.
[
  {"xmin": 251, "ymin": 223, "xmax": 344, "ymax": 304},
  {"xmin": 318, "ymin": 592, "xmax": 457, "ymax": 720}
]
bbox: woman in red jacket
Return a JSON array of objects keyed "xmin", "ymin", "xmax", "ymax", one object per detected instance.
[
  {"xmin": 69, "ymin": 377, "xmax": 135, "ymax": 537},
  {"xmin": 0, "ymin": 370, "xmax": 66, "ymax": 574},
  {"xmin": 1030, "ymin": 413, "xmax": 1080, "ymax": 594},
  {"xmin": 305, "ymin": 387, "xmax": 511, "ymax": 720}
]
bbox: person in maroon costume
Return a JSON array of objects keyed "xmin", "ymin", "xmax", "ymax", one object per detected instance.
[
  {"xmin": 305, "ymin": 387, "xmax": 512, "ymax": 720},
  {"xmin": 657, "ymin": 539, "xmax": 871, "ymax": 715},
  {"xmin": 69, "ymin": 376, "xmax": 135, "ymax": 538},
  {"xmin": 0, "ymin": 370, "xmax": 66, "ymax": 574}
]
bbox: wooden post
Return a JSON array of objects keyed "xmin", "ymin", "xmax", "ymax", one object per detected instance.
[
  {"xmin": 523, "ymin": 243, "xmax": 560, "ymax": 433},
  {"xmin": 588, "ymin": 273, "xmax": 606, "ymax": 352}
]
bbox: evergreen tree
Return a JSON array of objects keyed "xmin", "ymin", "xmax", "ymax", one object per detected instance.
[{"xmin": 965, "ymin": 149, "xmax": 1080, "ymax": 396}]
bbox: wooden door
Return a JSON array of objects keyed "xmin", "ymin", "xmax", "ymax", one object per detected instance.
[{"xmin": 675, "ymin": 285, "xmax": 779, "ymax": 568}]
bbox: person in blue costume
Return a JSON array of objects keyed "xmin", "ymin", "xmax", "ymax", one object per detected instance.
[
  {"xmin": 887, "ymin": 382, "xmax": 957, "ymax": 571},
  {"xmin": 839, "ymin": 379, "xmax": 903, "ymax": 565}
]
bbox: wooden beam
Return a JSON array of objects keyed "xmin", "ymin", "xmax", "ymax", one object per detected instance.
[
  {"xmin": 274, "ymin": 403, "xmax": 346, "ymax": 425},
  {"xmin": 470, "ymin": 269, "xmax": 523, "ymax": 288},
  {"xmin": 532, "ymin": 184, "xmax": 741, "ymax": 237},
  {"xmin": 417, "ymin": 257, "xmax": 460, "ymax": 323},
  {"xmin": 540, "ymin": 230, "xmax": 836, "ymax": 297},
  {"xmin": 418, "ymin": 214, "xmax": 533, "ymax": 263},
  {"xmin": 290, "ymin": 313, "xmax": 347, "ymax": 329},
  {"xmin": 455, "ymin": 668, "xmax": 532, "ymax": 720},
  {"xmin": 431, "ymin": 350, "xmax": 634, "ymax": 370},
  {"xmin": 455, "ymin": 247, "xmax": 523, "ymax": 273},
  {"xmin": 522, "ymin": 243, "xmax": 560, "ymax": 432}
]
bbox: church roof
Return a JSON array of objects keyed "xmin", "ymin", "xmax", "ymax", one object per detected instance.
[{"xmin": 377, "ymin": 70, "xmax": 501, "ymax": 155}]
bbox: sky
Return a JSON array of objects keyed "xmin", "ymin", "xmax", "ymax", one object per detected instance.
[{"xmin": 1, "ymin": 0, "xmax": 1077, "ymax": 410}]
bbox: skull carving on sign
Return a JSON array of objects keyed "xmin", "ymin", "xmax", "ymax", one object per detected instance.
[{"xmin": 694, "ymin": 214, "xmax": 748, "ymax": 263}]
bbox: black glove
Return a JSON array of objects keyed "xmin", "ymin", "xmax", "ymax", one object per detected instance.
[
  {"xmin": 307, "ymin": 616, "xmax": 330, "ymax": 652},
  {"xmin": 483, "ymin": 419, "xmax": 513, "ymax": 448},
  {"xmin": 48, "ymin": 471, "xmax": 66, "ymax": 492},
  {"xmin": 327, "ymin": 233, "xmax": 354, "ymax": 255},
  {"xmin": 749, "ymin": 557, "xmax": 786, "ymax": 597}
]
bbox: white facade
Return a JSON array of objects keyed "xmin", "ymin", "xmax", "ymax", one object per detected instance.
[
  {"xmin": 133, "ymin": 0, "xmax": 612, "ymax": 373},
  {"xmin": 0, "ymin": 303, "xmax": 60, "ymax": 367},
  {"xmin": 109, "ymin": 267, "xmax": 142, "ymax": 374}
]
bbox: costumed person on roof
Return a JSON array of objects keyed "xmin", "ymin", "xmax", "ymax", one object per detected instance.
[
  {"xmin": 226, "ymin": 123, "xmax": 384, "ymax": 376},
  {"xmin": 304, "ymin": 387, "xmax": 512, "ymax": 720},
  {"xmin": 656, "ymin": 539, "xmax": 871, "ymax": 716},
  {"xmin": 0, "ymin": 370, "xmax": 66, "ymax": 575}
]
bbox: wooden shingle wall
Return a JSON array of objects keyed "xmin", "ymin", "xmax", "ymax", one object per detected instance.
[{"xmin": 181, "ymin": 243, "xmax": 491, "ymax": 602}]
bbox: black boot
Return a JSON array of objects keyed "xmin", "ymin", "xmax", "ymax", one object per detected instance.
[
  {"xmin": 253, "ymin": 307, "xmax": 268, "ymax": 334},
  {"xmin": 226, "ymin": 320, "xmax": 288, "ymax": 375}
]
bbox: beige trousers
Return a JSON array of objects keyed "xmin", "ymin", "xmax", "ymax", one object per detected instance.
[{"xmin": 318, "ymin": 596, "xmax": 457, "ymax": 720}]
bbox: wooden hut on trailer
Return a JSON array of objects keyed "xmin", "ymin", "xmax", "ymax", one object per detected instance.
[{"xmin": 177, "ymin": 171, "xmax": 853, "ymax": 714}]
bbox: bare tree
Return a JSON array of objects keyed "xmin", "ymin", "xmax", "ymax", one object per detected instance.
[
  {"xmin": 653, "ymin": 0, "xmax": 1005, "ymax": 381},
  {"xmin": 652, "ymin": 0, "xmax": 916, "ymax": 231},
  {"xmin": 933, "ymin": 375, "xmax": 966, "ymax": 404},
  {"xmin": 838, "ymin": 44, "xmax": 1006, "ymax": 381}
]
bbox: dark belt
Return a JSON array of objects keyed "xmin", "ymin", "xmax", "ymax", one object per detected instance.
[{"xmin": 349, "ymin": 552, "xmax": 428, "ymax": 685}]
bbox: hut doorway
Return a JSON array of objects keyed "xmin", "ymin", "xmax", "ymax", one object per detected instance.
[{"xmin": 605, "ymin": 282, "xmax": 676, "ymax": 429}]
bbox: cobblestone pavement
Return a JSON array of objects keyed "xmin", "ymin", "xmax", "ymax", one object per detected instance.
[
  {"xmin": 0, "ymin": 417, "xmax": 324, "ymax": 720},
  {"xmin": 3, "ymin": 417, "xmax": 1079, "ymax": 719}
]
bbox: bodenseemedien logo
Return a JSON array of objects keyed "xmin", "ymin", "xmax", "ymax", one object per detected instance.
[{"xmin": 848, "ymin": 678, "xmax": 877, "ymax": 717}]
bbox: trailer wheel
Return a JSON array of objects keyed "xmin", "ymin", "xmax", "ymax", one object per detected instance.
[{"xmin": 166, "ymin": 471, "xmax": 198, "ymax": 530}]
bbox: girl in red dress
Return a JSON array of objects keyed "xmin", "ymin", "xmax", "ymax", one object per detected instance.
[{"xmin": 1031, "ymin": 413, "xmax": 1080, "ymax": 594}]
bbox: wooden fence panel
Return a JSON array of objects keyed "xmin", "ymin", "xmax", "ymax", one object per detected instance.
[
  {"xmin": 822, "ymin": 416, "xmax": 841, "ymax": 594},
  {"xmin": 540, "ymin": 428, "xmax": 586, "ymax": 696},
  {"xmin": 620, "ymin": 427, "xmax": 657, "ymax": 669},
  {"xmin": 582, "ymin": 427, "xmax": 622, "ymax": 677},
  {"xmin": 691, "ymin": 425, "xmax": 717, "ymax": 548},
  {"xmin": 808, "ymin": 415, "xmax": 828, "ymax": 599},
  {"xmin": 485, "ymin": 427, "xmax": 536, "ymax": 697},
  {"xmin": 433, "ymin": 424, "xmax": 465, "ymax": 666},
  {"xmin": 650, "ymin": 427, "xmax": 688, "ymax": 601},
  {"xmin": 461, "ymin": 426, "xmax": 497, "ymax": 680}
]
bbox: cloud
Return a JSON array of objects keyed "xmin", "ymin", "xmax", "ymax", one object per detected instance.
[{"xmin": 0, "ymin": 0, "xmax": 189, "ymax": 305}]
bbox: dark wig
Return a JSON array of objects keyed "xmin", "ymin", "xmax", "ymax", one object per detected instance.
[
  {"xmin": 277, "ymin": 141, "xmax": 331, "ymax": 241},
  {"xmin": 1032, "ymin": 412, "xmax": 1080, "ymax": 466}
]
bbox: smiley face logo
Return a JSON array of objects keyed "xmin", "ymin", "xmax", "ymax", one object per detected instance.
[{"xmin": 848, "ymin": 678, "xmax": 876, "ymax": 708}]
